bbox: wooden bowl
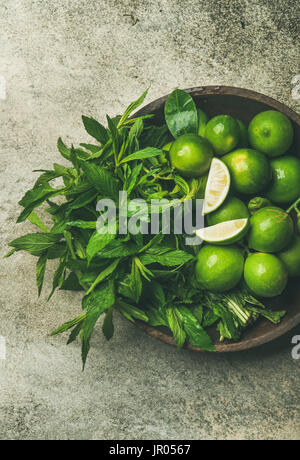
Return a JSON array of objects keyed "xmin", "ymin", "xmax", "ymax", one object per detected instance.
[{"xmin": 134, "ymin": 86, "xmax": 300, "ymax": 352}]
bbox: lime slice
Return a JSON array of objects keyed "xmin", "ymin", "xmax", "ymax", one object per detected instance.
[
  {"xmin": 203, "ymin": 158, "xmax": 230, "ymax": 215},
  {"xmin": 196, "ymin": 218, "xmax": 249, "ymax": 245}
]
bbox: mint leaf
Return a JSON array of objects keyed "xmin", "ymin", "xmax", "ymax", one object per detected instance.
[
  {"xmin": 116, "ymin": 300, "xmax": 149, "ymax": 323},
  {"xmin": 96, "ymin": 240, "xmax": 138, "ymax": 259},
  {"xmin": 140, "ymin": 124, "xmax": 169, "ymax": 149},
  {"xmin": 246, "ymin": 306, "xmax": 286, "ymax": 324},
  {"xmin": 121, "ymin": 147, "xmax": 163, "ymax": 163},
  {"xmin": 68, "ymin": 189, "xmax": 98, "ymax": 211},
  {"xmin": 33, "ymin": 170, "xmax": 61, "ymax": 187},
  {"xmin": 165, "ymin": 307, "xmax": 186, "ymax": 349},
  {"xmin": 146, "ymin": 306, "xmax": 167, "ymax": 327},
  {"xmin": 80, "ymin": 143, "xmax": 102, "ymax": 154},
  {"xmin": 57, "ymin": 137, "xmax": 71, "ymax": 160},
  {"xmin": 117, "ymin": 88, "xmax": 149, "ymax": 127},
  {"xmin": 82, "ymin": 280, "xmax": 115, "ymax": 369},
  {"xmin": 67, "ymin": 323, "xmax": 82, "ymax": 345},
  {"xmin": 190, "ymin": 305, "xmax": 204, "ymax": 325},
  {"xmin": 82, "ymin": 116, "xmax": 109, "ymax": 145},
  {"xmin": 28, "ymin": 211, "xmax": 49, "ymax": 233},
  {"xmin": 178, "ymin": 306, "xmax": 215, "ymax": 351},
  {"xmin": 63, "ymin": 230, "xmax": 76, "ymax": 259},
  {"xmin": 51, "ymin": 312, "xmax": 86, "ymax": 336},
  {"xmin": 17, "ymin": 184, "xmax": 66, "ymax": 223},
  {"xmin": 66, "ymin": 220, "xmax": 97, "ymax": 230},
  {"xmin": 150, "ymin": 281, "xmax": 166, "ymax": 307},
  {"xmin": 208, "ymin": 299, "xmax": 240, "ymax": 341},
  {"xmin": 127, "ymin": 118, "xmax": 144, "ymax": 154},
  {"xmin": 48, "ymin": 253, "xmax": 68, "ymax": 300},
  {"xmin": 102, "ymin": 308, "xmax": 114, "ymax": 341},
  {"xmin": 53, "ymin": 163, "xmax": 74, "ymax": 179},
  {"xmin": 4, "ymin": 248, "xmax": 17, "ymax": 258},
  {"xmin": 202, "ymin": 308, "xmax": 218, "ymax": 327},
  {"xmin": 19, "ymin": 184, "xmax": 55, "ymax": 208},
  {"xmin": 124, "ymin": 163, "xmax": 143, "ymax": 196},
  {"xmin": 140, "ymin": 248, "xmax": 195, "ymax": 267},
  {"xmin": 106, "ymin": 115, "xmax": 121, "ymax": 163},
  {"xmin": 47, "ymin": 242, "xmax": 67, "ymax": 259},
  {"xmin": 81, "ymin": 162, "xmax": 119, "ymax": 199},
  {"xmin": 129, "ymin": 259, "xmax": 143, "ymax": 303},
  {"xmin": 36, "ymin": 252, "xmax": 47, "ymax": 296},
  {"xmin": 86, "ymin": 230, "xmax": 116, "ymax": 264},
  {"xmin": 9, "ymin": 233, "xmax": 62, "ymax": 256},
  {"xmin": 85, "ymin": 258, "xmax": 120, "ymax": 295},
  {"xmin": 60, "ymin": 272, "xmax": 83, "ymax": 291}
]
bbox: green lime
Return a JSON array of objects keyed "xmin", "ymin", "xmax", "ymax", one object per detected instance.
[
  {"xmin": 248, "ymin": 197, "xmax": 272, "ymax": 215},
  {"xmin": 266, "ymin": 156, "xmax": 300, "ymax": 204},
  {"xmin": 196, "ymin": 218, "xmax": 249, "ymax": 245},
  {"xmin": 277, "ymin": 235, "xmax": 300, "ymax": 278},
  {"xmin": 248, "ymin": 206, "xmax": 294, "ymax": 252},
  {"xmin": 195, "ymin": 244, "xmax": 244, "ymax": 292},
  {"xmin": 197, "ymin": 108, "xmax": 209, "ymax": 137},
  {"xmin": 248, "ymin": 110, "xmax": 294, "ymax": 157},
  {"xmin": 236, "ymin": 119, "xmax": 249, "ymax": 148},
  {"xmin": 169, "ymin": 133, "xmax": 213, "ymax": 177},
  {"xmin": 207, "ymin": 196, "xmax": 249, "ymax": 226},
  {"xmin": 297, "ymin": 215, "xmax": 300, "ymax": 236},
  {"xmin": 202, "ymin": 158, "xmax": 231, "ymax": 214},
  {"xmin": 205, "ymin": 115, "xmax": 240, "ymax": 156},
  {"xmin": 222, "ymin": 148, "xmax": 271, "ymax": 195},
  {"xmin": 244, "ymin": 252, "xmax": 288, "ymax": 298}
]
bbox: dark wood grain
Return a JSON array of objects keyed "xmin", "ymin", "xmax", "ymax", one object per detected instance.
[{"xmin": 133, "ymin": 86, "xmax": 300, "ymax": 352}]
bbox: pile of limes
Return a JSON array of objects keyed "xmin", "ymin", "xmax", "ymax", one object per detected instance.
[{"xmin": 168, "ymin": 109, "xmax": 300, "ymax": 298}]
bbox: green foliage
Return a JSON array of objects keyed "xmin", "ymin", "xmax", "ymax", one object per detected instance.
[
  {"xmin": 82, "ymin": 116, "xmax": 109, "ymax": 145},
  {"xmin": 120, "ymin": 147, "xmax": 163, "ymax": 163},
  {"xmin": 7, "ymin": 89, "xmax": 286, "ymax": 368},
  {"xmin": 9, "ymin": 233, "xmax": 62, "ymax": 256},
  {"xmin": 102, "ymin": 308, "xmax": 115, "ymax": 341},
  {"xmin": 81, "ymin": 280, "xmax": 115, "ymax": 369},
  {"xmin": 165, "ymin": 307, "xmax": 186, "ymax": 349},
  {"xmin": 164, "ymin": 89, "xmax": 198, "ymax": 138}
]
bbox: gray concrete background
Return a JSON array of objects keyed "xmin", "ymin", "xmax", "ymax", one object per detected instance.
[{"xmin": 0, "ymin": 0, "xmax": 299, "ymax": 440}]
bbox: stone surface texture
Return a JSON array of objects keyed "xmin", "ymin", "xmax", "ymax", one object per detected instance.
[{"xmin": 0, "ymin": 0, "xmax": 299, "ymax": 440}]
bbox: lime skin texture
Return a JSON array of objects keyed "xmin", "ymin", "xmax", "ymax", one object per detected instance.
[
  {"xmin": 195, "ymin": 244, "xmax": 244, "ymax": 292},
  {"xmin": 248, "ymin": 110, "xmax": 294, "ymax": 157},
  {"xmin": 244, "ymin": 252, "xmax": 288, "ymax": 298},
  {"xmin": 248, "ymin": 206, "xmax": 294, "ymax": 253},
  {"xmin": 170, "ymin": 133, "xmax": 213, "ymax": 178},
  {"xmin": 205, "ymin": 115, "xmax": 240, "ymax": 156},
  {"xmin": 207, "ymin": 196, "xmax": 249, "ymax": 226},
  {"xmin": 278, "ymin": 235, "xmax": 300, "ymax": 278},
  {"xmin": 266, "ymin": 156, "xmax": 300, "ymax": 204},
  {"xmin": 197, "ymin": 108, "xmax": 209, "ymax": 137},
  {"xmin": 222, "ymin": 148, "xmax": 271, "ymax": 195}
]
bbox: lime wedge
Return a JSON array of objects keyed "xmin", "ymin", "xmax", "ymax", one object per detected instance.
[
  {"xmin": 196, "ymin": 218, "xmax": 249, "ymax": 245},
  {"xmin": 203, "ymin": 158, "xmax": 230, "ymax": 215}
]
